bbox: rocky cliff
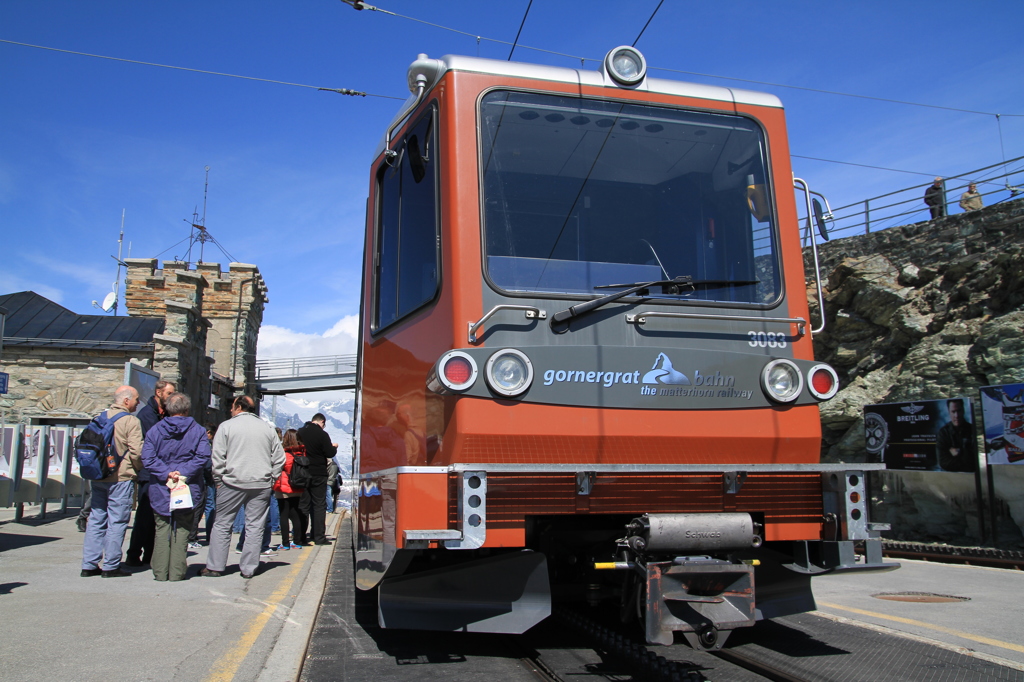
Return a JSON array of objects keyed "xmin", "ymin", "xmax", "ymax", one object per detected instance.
[{"xmin": 804, "ymin": 197, "xmax": 1024, "ymax": 547}]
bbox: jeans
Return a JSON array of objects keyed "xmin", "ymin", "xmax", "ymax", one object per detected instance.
[
  {"xmin": 236, "ymin": 515, "xmax": 273, "ymax": 553},
  {"xmin": 204, "ymin": 484, "xmax": 217, "ymax": 542},
  {"xmin": 207, "ymin": 484, "xmax": 272, "ymax": 576},
  {"xmin": 234, "ymin": 500, "xmax": 280, "ymax": 534},
  {"xmin": 81, "ymin": 480, "xmax": 134, "ymax": 571}
]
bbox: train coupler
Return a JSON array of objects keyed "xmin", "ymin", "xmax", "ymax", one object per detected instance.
[{"xmin": 644, "ymin": 557, "xmax": 756, "ymax": 648}]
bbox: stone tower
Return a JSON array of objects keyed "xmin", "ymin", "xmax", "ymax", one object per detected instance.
[{"xmin": 123, "ymin": 258, "xmax": 268, "ymax": 401}]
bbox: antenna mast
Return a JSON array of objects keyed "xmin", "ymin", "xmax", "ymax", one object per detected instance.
[
  {"xmin": 113, "ymin": 210, "xmax": 125, "ymax": 315},
  {"xmin": 94, "ymin": 209, "xmax": 127, "ymax": 315},
  {"xmin": 168, "ymin": 166, "xmax": 237, "ymax": 266}
]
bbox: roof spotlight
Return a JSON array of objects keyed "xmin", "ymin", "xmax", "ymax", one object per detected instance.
[{"xmin": 604, "ymin": 46, "xmax": 647, "ymax": 87}]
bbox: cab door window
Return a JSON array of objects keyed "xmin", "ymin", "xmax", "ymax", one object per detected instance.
[{"xmin": 374, "ymin": 109, "xmax": 439, "ymax": 331}]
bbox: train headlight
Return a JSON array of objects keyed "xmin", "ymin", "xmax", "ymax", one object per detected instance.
[
  {"xmin": 807, "ymin": 364, "xmax": 839, "ymax": 401},
  {"xmin": 604, "ymin": 46, "xmax": 647, "ymax": 86},
  {"xmin": 761, "ymin": 359, "xmax": 803, "ymax": 403},
  {"xmin": 484, "ymin": 349, "xmax": 533, "ymax": 397},
  {"xmin": 428, "ymin": 351, "xmax": 478, "ymax": 394}
]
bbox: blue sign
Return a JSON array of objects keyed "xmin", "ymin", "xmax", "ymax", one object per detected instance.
[{"xmin": 0, "ymin": 371, "xmax": 7, "ymax": 394}]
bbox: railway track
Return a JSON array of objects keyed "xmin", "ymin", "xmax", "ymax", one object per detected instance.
[{"xmin": 882, "ymin": 541, "xmax": 1024, "ymax": 570}]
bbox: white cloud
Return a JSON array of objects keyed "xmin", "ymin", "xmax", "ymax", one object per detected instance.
[
  {"xmin": 22, "ymin": 253, "xmax": 116, "ymax": 293},
  {"xmin": 0, "ymin": 272, "xmax": 66, "ymax": 304},
  {"xmin": 257, "ymin": 315, "xmax": 359, "ymax": 359}
]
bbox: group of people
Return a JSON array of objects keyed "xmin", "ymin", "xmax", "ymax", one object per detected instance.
[
  {"xmin": 80, "ymin": 382, "xmax": 341, "ymax": 581},
  {"xmin": 923, "ymin": 177, "xmax": 984, "ymax": 219}
]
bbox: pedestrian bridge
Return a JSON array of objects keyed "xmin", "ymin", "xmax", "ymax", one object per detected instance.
[{"xmin": 253, "ymin": 355, "xmax": 358, "ymax": 395}]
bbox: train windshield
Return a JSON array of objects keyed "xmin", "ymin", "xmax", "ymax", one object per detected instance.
[{"xmin": 480, "ymin": 90, "xmax": 781, "ymax": 306}]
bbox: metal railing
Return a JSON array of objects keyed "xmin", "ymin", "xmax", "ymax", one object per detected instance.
[
  {"xmin": 805, "ymin": 155, "xmax": 1024, "ymax": 242},
  {"xmin": 254, "ymin": 354, "xmax": 359, "ymax": 381}
]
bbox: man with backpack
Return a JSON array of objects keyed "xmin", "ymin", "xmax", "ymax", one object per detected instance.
[{"xmin": 80, "ymin": 385, "xmax": 144, "ymax": 578}]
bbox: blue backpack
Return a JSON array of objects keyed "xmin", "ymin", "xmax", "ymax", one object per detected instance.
[{"xmin": 75, "ymin": 411, "xmax": 129, "ymax": 480}]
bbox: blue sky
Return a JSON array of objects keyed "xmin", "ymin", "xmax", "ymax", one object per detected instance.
[{"xmin": 2, "ymin": 1, "xmax": 1022, "ymax": 360}]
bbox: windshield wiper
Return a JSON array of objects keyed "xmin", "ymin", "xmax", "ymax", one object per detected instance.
[
  {"xmin": 551, "ymin": 276, "xmax": 693, "ymax": 326},
  {"xmin": 551, "ymin": 276, "xmax": 759, "ymax": 327}
]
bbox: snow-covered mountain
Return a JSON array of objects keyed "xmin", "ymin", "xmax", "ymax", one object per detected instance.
[{"xmin": 262, "ymin": 390, "xmax": 355, "ymax": 478}]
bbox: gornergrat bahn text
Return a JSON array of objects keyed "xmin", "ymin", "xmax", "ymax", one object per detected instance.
[{"xmin": 352, "ymin": 46, "xmax": 897, "ymax": 650}]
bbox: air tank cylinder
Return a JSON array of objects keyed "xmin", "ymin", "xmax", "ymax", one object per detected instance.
[{"xmin": 626, "ymin": 513, "xmax": 761, "ymax": 554}]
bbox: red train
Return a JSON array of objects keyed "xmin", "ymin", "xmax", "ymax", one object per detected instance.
[{"xmin": 353, "ymin": 46, "xmax": 895, "ymax": 649}]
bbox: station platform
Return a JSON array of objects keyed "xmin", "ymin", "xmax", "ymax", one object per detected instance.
[
  {"xmin": 3, "ymin": 503, "xmax": 1023, "ymax": 681},
  {"xmin": 0, "ymin": 504, "xmax": 345, "ymax": 682},
  {"xmin": 811, "ymin": 555, "xmax": 1024, "ymax": 668}
]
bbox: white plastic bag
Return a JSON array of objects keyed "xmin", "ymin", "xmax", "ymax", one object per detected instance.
[{"xmin": 169, "ymin": 478, "xmax": 193, "ymax": 510}]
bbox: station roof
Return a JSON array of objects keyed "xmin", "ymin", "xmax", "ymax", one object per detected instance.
[{"xmin": 0, "ymin": 291, "xmax": 164, "ymax": 350}]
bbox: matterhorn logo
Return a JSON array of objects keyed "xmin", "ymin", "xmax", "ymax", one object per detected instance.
[{"xmin": 642, "ymin": 353, "xmax": 690, "ymax": 385}]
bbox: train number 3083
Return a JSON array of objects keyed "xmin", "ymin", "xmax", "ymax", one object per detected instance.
[{"xmin": 748, "ymin": 331, "xmax": 787, "ymax": 348}]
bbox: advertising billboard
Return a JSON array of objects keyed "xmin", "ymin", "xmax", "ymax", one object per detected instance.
[
  {"xmin": 864, "ymin": 396, "xmax": 978, "ymax": 472},
  {"xmin": 980, "ymin": 383, "xmax": 1024, "ymax": 465}
]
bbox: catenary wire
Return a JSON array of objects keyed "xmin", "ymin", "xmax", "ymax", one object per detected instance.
[
  {"xmin": 337, "ymin": 3, "xmax": 1024, "ymax": 119},
  {"xmin": 507, "ymin": 0, "xmax": 534, "ymax": 61},
  {"xmin": 0, "ymin": 38, "xmax": 406, "ymax": 100},
  {"xmin": 339, "ymin": 1, "xmax": 596, "ymax": 65},
  {"xmin": 792, "ymin": 156, "xmax": 938, "ymax": 177},
  {"xmin": 632, "ymin": 0, "xmax": 665, "ymax": 47}
]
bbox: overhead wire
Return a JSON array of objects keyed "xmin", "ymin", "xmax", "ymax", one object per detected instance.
[
  {"xmin": 0, "ymin": 38, "xmax": 405, "ymax": 100},
  {"xmin": 632, "ymin": 0, "xmax": 665, "ymax": 47},
  {"xmin": 336, "ymin": 4, "xmax": 1024, "ymax": 120},
  {"xmin": 339, "ymin": 1, "xmax": 595, "ymax": 65},
  {"xmin": 507, "ymin": 0, "xmax": 534, "ymax": 61},
  {"xmin": 792, "ymin": 156, "xmax": 938, "ymax": 177}
]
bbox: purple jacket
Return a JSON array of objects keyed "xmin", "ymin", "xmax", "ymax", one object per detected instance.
[{"xmin": 141, "ymin": 415, "xmax": 211, "ymax": 516}]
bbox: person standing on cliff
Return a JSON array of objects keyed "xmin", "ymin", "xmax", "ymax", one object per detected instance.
[
  {"xmin": 959, "ymin": 182, "xmax": 984, "ymax": 212},
  {"xmin": 924, "ymin": 177, "xmax": 946, "ymax": 219},
  {"xmin": 936, "ymin": 398, "xmax": 977, "ymax": 472}
]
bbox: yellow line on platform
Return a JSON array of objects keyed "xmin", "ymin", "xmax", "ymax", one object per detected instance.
[
  {"xmin": 817, "ymin": 601, "xmax": 1024, "ymax": 654},
  {"xmin": 205, "ymin": 547, "xmax": 314, "ymax": 682}
]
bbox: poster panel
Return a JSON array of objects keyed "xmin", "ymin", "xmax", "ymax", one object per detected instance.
[
  {"xmin": 125, "ymin": 362, "xmax": 160, "ymax": 415},
  {"xmin": 69, "ymin": 427, "xmax": 81, "ymax": 475},
  {"xmin": 22, "ymin": 426, "xmax": 41, "ymax": 478},
  {"xmin": 0, "ymin": 426, "xmax": 14, "ymax": 479},
  {"xmin": 864, "ymin": 396, "xmax": 977, "ymax": 472},
  {"xmin": 48, "ymin": 429, "xmax": 66, "ymax": 476},
  {"xmin": 980, "ymin": 383, "xmax": 1024, "ymax": 465}
]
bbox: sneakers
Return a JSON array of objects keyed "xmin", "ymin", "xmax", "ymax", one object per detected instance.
[
  {"xmin": 288, "ymin": 542, "xmax": 302, "ymax": 550},
  {"xmin": 259, "ymin": 549, "xmax": 277, "ymax": 558},
  {"xmin": 200, "ymin": 568, "xmax": 223, "ymax": 577},
  {"xmin": 275, "ymin": 544, "xmax": 288, "ymax": 551},
  {"xmin": 187, "ymin": 542, "xmax": 202, "ymax": 550},
  {"xmin": 80, "ymin": 568, "xmax": 102, "ymax": 577}
]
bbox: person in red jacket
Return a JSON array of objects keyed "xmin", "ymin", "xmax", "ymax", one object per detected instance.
[{"xmin": 274, "ymin": 429, "xmax": 308, "ymax": 549}]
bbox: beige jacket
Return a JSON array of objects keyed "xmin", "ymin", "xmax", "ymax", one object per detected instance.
[{"xmin": 98, "ymin": 405, "xmax": 144, "ymax": 483}]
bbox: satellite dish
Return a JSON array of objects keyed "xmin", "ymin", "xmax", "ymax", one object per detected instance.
[{"xmin": 100, "ymin": 291, "xmax": 117, "ymax": 312}]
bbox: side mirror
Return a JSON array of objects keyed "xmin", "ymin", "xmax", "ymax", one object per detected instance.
[{"xmin": 812, "ymin": 198, "xmax": 830, "ymax": 242}]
